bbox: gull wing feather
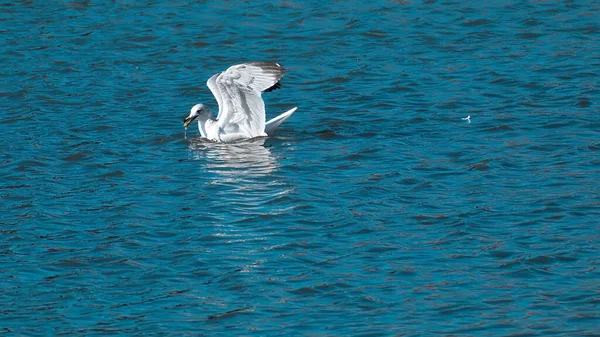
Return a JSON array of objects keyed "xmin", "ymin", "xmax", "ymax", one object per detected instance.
[
  {"xmin": 265, "ymin": 107, "xmax": 297, "ymax": 135},
  {"xmin": 206, "ymin": 73, "xmax": 224, "ymax": 120},
  {"xmin": 215, "ymin": 62, "xmax": 286, "ymax": 138}
]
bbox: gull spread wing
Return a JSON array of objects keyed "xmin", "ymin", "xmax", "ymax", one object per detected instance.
[
  {"xmin": 214, "ymin": 62, "xmax": 286, "ymax": 138},
  {"xmin": 206, "ymin": 73, "xmax": 224, "ymax": 120}
]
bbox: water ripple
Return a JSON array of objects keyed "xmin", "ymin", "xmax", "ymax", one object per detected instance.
[{"xmin": 1, "ymin": 0, "xmax": 599, "ymax": 335}]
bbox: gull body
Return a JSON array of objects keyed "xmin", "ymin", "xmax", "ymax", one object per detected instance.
[{"xmin": 183, "ymin": 62, "xmax": 297, "ymax": 143}]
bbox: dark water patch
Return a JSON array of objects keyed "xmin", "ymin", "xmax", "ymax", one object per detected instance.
[
  {"xmin": 207, "ymin": 306, "xmax": 256, "ymax": 321},
  {"xmin": 314, "ymin": 129, "xmax": 344, "ymax": 140},
  {"xmin": 469, "ymin": 158, "xmax": 492, "ymax": 171},
  {"xmin": 461, "ymin": 18, "xmax": 493, "ymax": 27}
]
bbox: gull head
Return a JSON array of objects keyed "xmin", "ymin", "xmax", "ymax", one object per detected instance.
[{"xmin": 183, "ymin": 104, "xmax": 209, "ymax": 128}]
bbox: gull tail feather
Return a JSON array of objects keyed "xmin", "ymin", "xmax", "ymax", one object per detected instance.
[{"xmin": 265, "ymin": 107, "xmax": 297, "ymax": 136}]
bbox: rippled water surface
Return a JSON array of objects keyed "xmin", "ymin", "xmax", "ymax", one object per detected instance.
[{"xmin": 2, "ymin": 1, "xmax": 599, "ymax": 335}]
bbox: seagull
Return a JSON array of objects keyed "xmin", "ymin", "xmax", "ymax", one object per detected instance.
[{"xmin": 183, "ymin": 62, "xmax": 297, "ymax": 143}]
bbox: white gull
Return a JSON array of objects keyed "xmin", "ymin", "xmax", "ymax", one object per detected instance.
[{"xmin": 183, "ymin": 62, "xmax": 297, "ymax": 143}]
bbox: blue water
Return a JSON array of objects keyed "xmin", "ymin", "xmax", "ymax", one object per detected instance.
[{"xmin": 1, "ymin": 1, "xmax": 599, "ymax": 335}]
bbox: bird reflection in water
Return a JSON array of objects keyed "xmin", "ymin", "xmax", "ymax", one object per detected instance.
[
  {"xmin": 186, "ymin": 136, "xmax": 291, "ymax": 247},
  {"xmin": 187, "ymin": 136, "xmax": 280, "ymax": 179}
]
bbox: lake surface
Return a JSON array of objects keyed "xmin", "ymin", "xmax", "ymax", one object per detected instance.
[{"xmin": 1, "ymin": 1, "xmax": 599, "ymax": 335}]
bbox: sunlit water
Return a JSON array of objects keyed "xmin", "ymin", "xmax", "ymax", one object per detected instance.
[{"xmin": 1, "ymin": 1, "xmax": 599, "ymax": 335}]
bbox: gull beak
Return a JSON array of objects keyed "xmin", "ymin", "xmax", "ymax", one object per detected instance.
[{"xmin": 183, "ymin": 115, "xmax": 197, "ymax": 128}]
